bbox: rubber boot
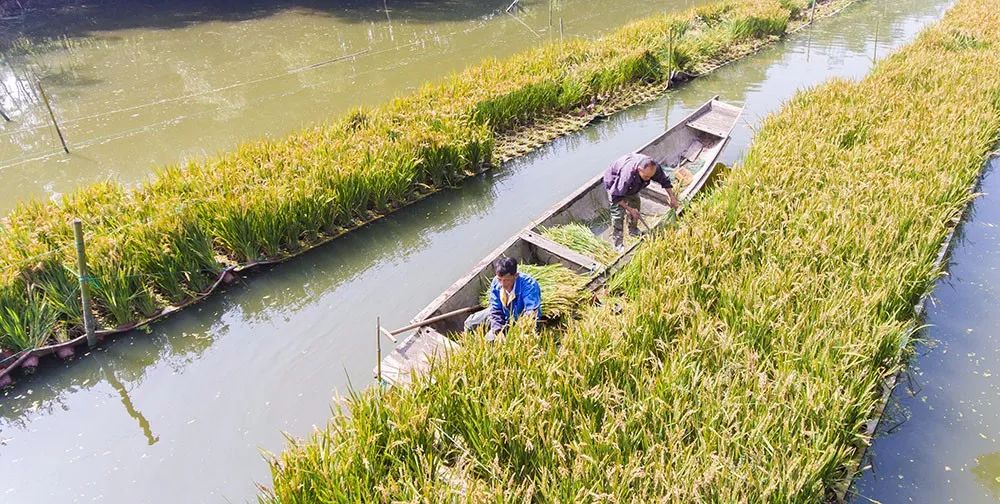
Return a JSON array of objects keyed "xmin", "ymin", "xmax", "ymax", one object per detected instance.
[{"xmin": 613, "ymin": 229, "xmax": 625, "ymax": 253}]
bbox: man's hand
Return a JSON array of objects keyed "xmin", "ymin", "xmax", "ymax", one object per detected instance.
[
  {"xmin": 625, "ymin": 205, "xmax": 641, "ymax": 220},
  {"xmin": 667, "ymin": 192, "xmax": 680, "ymax": 210}
]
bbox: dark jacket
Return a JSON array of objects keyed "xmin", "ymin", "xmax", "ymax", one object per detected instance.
[{"xmin": 603, "ymin": 153, "xmax": 672, "ymax": 203}]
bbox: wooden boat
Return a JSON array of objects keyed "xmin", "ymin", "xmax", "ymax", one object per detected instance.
[{"xmin": 377, "ymin": 97, "xmax": 743, "ymax": 386}]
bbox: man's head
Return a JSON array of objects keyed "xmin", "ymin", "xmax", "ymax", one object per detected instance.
[
  {"xmin": 494, "ymin": 257, "xmax": 518, "ymax": 292},
  {"xmin": 638, "ymin": 159, "xmax": 659, "ymax": 181}
]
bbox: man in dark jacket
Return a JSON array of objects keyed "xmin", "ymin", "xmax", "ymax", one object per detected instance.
[
  {"xmin": 603, "ymin": 153, "xmax": 679, "ymax": 250},
  {"xmin": 463, "ymin": 257, "xmax": 542, "ymax": 340}
]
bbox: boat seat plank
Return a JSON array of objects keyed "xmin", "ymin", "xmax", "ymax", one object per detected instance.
[
  {"xmin": 520, "ymin": 231, "xmax": 603, "ymax": 271},
  {"xmin": 640, "ymin": 185, "xmax": 672, "ymax": 206},
  {"xmin": 379, "ymin": 327, "xmax": 458, "ymax": 386},
  {"xmin": 686, "ymin": 105, "xmax": 741, "ymax": 138},
  {"xmin": 681, "ymin": 140, "xmax": 704, "ymax": 163}
]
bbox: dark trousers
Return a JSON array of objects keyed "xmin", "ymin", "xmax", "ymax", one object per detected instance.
[{"xmin": 610, "ymin": 194, "xmax": 641, "ymax": 245}]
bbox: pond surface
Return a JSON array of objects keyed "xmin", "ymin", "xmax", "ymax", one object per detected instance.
[
  {"xmin": 852, "ymin": 154, "xmax": 1000, "ymax": 504},
  {"xmin": 0, "ymin": 0, "xmax": 714, "ymax": 214},
  {"xmin": 0, "ymin": 0, "xmax": 954, "ymax": 502}
]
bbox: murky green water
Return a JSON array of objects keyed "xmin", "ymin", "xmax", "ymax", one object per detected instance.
[
  {"xmin": 0, "ymin": 0, "xmax": 713, "ymax": 215},
  {"xmin": 0, "ymin": 0, "xmax": 954, "ymax": 502},
  {"xmin": 852, "ymin": 154, "xmax": 1000, "ymax": 504}
]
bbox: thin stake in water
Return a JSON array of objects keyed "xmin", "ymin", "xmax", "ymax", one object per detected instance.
[
  {"xmin": 667, "ymin": 27, "xmax": 674, "ymax": 81},
  {"xmin": 806, "ymin": 0, "xmax": 817, "ymax": 61},
  {"xmin": 0, "ymin": 105, "xmax": 10, "ymax": 122},
  {"xmin": 873, "ymin": 15, "xmax": 880, "ymax": 62},
  {"xmin": 376, "ymin": 316, "xmax": 383, "ymax": 386},
  {"xmin": 37, "ymin": 80, "xmax": 69, "ymax": 153}
]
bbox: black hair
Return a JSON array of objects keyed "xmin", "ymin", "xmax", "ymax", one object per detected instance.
[{"xmin": 494, "ymin": 257, "xmax": 518, "ymax": 276}]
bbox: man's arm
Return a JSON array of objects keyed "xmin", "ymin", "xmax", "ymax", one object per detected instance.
[
  {"xmin": 618, "ymin": 199, "xmax": 641, "ymax": 219},
  {"xmin": 521, "ymin": 280, "xmax": 542, "ymax": 329},
  {"xmin": 488, "ymin": 284, "xmax": 506, "ymax": 333},
  {"xmin": 653, "ymin": 167, "xmax": 680, "ymax": 209},
  {"xmin": 523, "ymin": 280, "xmax": 541, "ymax": 318}
]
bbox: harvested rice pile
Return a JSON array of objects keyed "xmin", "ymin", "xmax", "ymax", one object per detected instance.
[
  {"xmin": 479, "ymin": 263, "xmax": 588, "ymax": 319},
  {"xmin": 540, "ymin": 223, "xmax": 619, "ymax": 265}
]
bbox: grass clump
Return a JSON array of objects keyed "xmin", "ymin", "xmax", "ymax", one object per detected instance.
[
  {"xmin": 479, "ymin": 263, "xmax": 589, "ymax": 320},
  {"xmin": 261, "ymin": 0, "xmax": 1000, "ymax": 501},
  {"xmin": 540, "ymin": 223, "xmax": 618, "ymax": 265},
  {"xmin": 0, "ymin": 0, "xmax": 839, "ymax": 352}
]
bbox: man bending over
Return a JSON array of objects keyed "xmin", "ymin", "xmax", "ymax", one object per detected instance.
[{"xmin": 603, "ymin": 153, "xmax": 680, "ymax": 250}]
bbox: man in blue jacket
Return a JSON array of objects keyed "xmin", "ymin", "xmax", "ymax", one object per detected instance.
[{"xmin": 464, "ymin": 257, "xmax": 542, "ymax": 340}]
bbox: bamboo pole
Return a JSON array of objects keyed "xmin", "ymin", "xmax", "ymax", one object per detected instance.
[
  {"xmin": 73, "ymin": 219, "xmax": 97, "ymax": 348},
  {"xmin": 386, "ymin": 305, "xmax": 480, "ymax": 336},
  {"xmin": 873, "ymin": 15, "xmax": 880, "ymax": 61},
  {"xmin": 668, "ymin": 27, "xmax": 675, "ymax": 81},
  {"xmin": 37, "ymin": 80, "xmax": 69, "ymax": 153},
  {"xmin": 805, "ymin": 0, "xmax": 816, "ymax": 61},
  {"xmin": 0, "ymin": 105, "xmax": 10, "ymax": 122},
  {"xmin": 376, "ymin": 316, "xmax": 383, "ymax": 385},
  {"xmin": 559, "ymin": 17, "xmax": 564, "ymax": 42}
]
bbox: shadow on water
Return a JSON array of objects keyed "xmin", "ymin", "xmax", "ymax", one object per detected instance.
[{"xmin": 1, "ymin": 0, "xmax": 524, "ymax": 48}]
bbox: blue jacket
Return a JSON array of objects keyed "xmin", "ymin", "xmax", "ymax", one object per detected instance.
[{"xmin": 488, "ymin": 273, "xmax": 542, "ymax": 333}]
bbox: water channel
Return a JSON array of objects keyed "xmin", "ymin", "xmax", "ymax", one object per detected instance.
[
  {"xmin": 0, "ymin": 0, "xmax": 715, "ymax": 215},
  {"xmin": 0, "ymin": 0, "xmax": 955, "ymax": 502},
  {"xmin": 852, "ymin": 154, "xmax": 1000, "ymax": 503}
]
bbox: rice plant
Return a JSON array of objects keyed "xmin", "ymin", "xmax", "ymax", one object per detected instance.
[
  {"xmin": 261, "ymin": 0, "xmax": 1000, "ymax": 500},
  {"xmin": 0, "ymin": 281, "xmax": 59, "ymax": 351},
  {"xmin": 539, "ymin": 223, "xmax": 618, "ymax": 265}
]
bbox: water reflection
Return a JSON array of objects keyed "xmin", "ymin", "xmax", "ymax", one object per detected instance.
[
  {"xmin": 2, "ymin": 0, "xmax": 519, "ymax": 40},
  {"xmin": 0, "ymin": 0, "xmax": 711, "ymax": 213},
  {"xmin": 104, "ymin": 367, "xmax": 159, "ymax": 446}
]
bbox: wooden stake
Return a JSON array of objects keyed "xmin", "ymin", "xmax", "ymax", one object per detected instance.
[
  {"xmin": 668, "ymin": 28, "xmax": 675, "ymax": 81},
  {"xmin": 559, "ymin": 17, "xmax": 564, "ymax": 42},
  {"xmin": 548, "ymin": 0, "xmax": 553, "ymax": 27},
  {"xmin": 873, "ymin": 15, "xmax": 880, "ymax": 62},
  {"xmin": 73, "ymin": 219, "xmax": 97, "ymax": 347},
  {"xmin": 806, "ymin": 0, "xmax": 816, "ymax": 61},
  {"xmin": 376, "ymin": 316, "xmax": 383, "ymax": 385},
  {"xmin": 0, "ymin": 105, "xmax": 10, "ymax": 122},
  {"xmin": 37, "ymin": 80, "xmax": 69, "ymax": 153}
]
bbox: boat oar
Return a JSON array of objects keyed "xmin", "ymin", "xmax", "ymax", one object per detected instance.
[{"xmin": 379, "ymin": 305, "xmax": 481, "ymax": 342}]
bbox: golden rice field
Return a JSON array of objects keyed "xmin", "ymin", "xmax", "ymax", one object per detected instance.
[
  {"xmin": 260, "ymin": 0, "xmax": 1000, "ymax": 500},
  {"xmin": 0, "ymin": 0, "xmax": 836, "ymax": 356}
]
